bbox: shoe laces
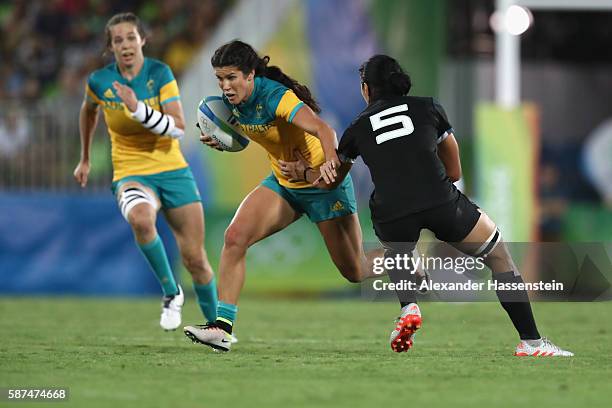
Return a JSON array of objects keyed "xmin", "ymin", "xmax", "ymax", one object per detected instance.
[
  {"xmin": 541, "ymin": 337, "xmax": 561, "ymax": 352},
  {"xmin": 195, "ymin": 322, "xmax": 218, "ymax": 330}
]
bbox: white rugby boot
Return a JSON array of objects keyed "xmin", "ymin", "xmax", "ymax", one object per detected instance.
[
  {"xmin": 160, "ymin": 285, "xmax": 184, "ymax": 331},
  {"xmin": 184, "ymin": 323, "xmax": 233, "ymax": 352},
  {"xmin": 389, "ymin": 303, "xmax": 422, "ymax": 352},
  {"xmin": 514, "ymin": 337, "xmax": 574, "ymax": 357}
]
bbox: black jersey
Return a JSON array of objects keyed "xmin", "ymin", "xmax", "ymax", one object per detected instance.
[{"xmin": 338, "ymin": 96, "xmax": 459, "ymax": 223}]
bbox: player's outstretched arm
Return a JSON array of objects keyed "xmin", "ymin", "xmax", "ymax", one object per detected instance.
[
  {"xmin": 73, "ymin": 99, "xmax": 100, "ymax": 188},
  {"xmin": 290, "ymin": 105, "xmax": 341, "ymax": 173},
  {"xmin": 159, "ymin": 99, "xmax": 185, "ymax": 130},
  {"xmin": 112, "ymin": 81, "xmax": 184, "ymax": 139},
  {"xmin": 437, "ymin": 132, "xmax": 462, "ymax": 182}
]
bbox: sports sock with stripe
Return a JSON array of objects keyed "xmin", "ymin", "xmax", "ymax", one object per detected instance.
[
  {"xmin": 193, "ymin": 278, "xmax": 218, "ymax": 323},
  {"xmin": 137, "ymin": 235, "xmax": 178, "ymax": 297},
  {"xmin": 215, "ymin": 301, "xmax": 238, "ymax": 334},
  {"xmin": 494, "ymin": 271, "xmax": 541, "ymax": 340}
]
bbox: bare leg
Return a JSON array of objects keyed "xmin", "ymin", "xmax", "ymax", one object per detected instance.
[
  {"xmin": 317, "ymin": 214, "xmax": 385, "ymax": 282},
  {"xmin": 218, "ymin": 186, "xmax": 300, "ymax": 304},
  {"xmin": 164, "ymin": 202, "xmax": 214, "ymax": 284}
]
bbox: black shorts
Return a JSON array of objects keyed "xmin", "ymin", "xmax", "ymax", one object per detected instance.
[{"xmin": 373, "ymin": 191, "xmax": 481, "ymax": 244}]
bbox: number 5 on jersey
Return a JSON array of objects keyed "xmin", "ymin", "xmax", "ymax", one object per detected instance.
[{"xmin": 369, "ymin": 104, "xmax": 414, "ymax": 144}]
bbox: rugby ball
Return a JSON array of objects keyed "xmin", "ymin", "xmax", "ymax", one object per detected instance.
[{"xmin": 197, "ymin": 96, "xmax": 249, "ymax": 152}]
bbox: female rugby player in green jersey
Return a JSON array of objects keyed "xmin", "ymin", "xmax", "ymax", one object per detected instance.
[
  {"xmin": 183, "ymin": 40, "xmax": 381, "ymax": 351},
  {"xmin": 73, "ymin": 12, "xmax": 219, "ymax": 333}
]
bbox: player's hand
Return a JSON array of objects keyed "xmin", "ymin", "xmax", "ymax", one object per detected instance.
[
  {"xmin": 196, "ymin": 123, "xmax": 223, "ymax": 151},
  {"xmin": 316, "ymin": 155, "xmax": 340, "ymax": 185},
  {"xmin": 278, "ymin": 150, "xmax": 311, "ymax": 182},
  {"xmin": 73, "ymin": 160, "xmax": 90, "ymax": 188},
  {"xmin": 112, "ymin": 81, "xmax": 138, "ymax": 112}
]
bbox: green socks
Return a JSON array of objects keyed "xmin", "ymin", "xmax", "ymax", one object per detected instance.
[
  {"xmin": 137, "ymin": 235, "xmax": 178, "ymax": 296},
  {"xmin": 193, "ymin": 278, "xmax": 218, "ymax": 322},
  {"xmin": 216, "ymin": 302, "xmax": 238, "ymax": 334}
]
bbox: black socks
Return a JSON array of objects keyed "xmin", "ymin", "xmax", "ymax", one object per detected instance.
[{"xmin": 494, "ymin": 271, "xmax": 541, "ymax": 340}]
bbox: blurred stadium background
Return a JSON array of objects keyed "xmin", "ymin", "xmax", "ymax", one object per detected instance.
[{"xmin": 1, "ymin": 0, "xmax": 610, "ymax": 296}]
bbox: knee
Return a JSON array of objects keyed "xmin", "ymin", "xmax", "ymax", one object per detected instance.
[
  {"xmin": 182, "ymin": 248, "xmax": 205, "ymax": 272},
  {"xmin": 128, "ymin": 211, "xmax": 156, "ymax": 239},
  {"xmin": 482, "ymin": 241, "xmax": 516, "ymax": 272},
  {"xmin": 223, "ymin": 224, "xmax": 249, "ymax": 253}
]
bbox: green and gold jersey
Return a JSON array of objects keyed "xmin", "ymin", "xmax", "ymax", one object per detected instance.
[
  {"xmin": 86, "ymin": 58, "xmax": 187, "ymax": 181},
  {"xmin": 223, "ymin": 76, "xmax": 326, "ymax": 189}
]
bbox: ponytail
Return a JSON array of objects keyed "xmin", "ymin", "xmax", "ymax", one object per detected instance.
[
  {"xmin": 388, "ymin": 71, "xmax": 412, "ymax": 95},
  {"xmin": 262, "ymin": 65, "xmax": 320, "ymax": 113},
  {"xmin": 359, "ymin": 54, "xmax": 412, "ymax": 101}
]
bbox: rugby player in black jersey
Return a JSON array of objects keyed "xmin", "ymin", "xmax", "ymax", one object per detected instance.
[{"xmin": 302, "ymin": 55, "xmax": 572, "ymax": 357}]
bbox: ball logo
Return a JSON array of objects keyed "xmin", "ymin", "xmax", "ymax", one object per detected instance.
[{"xmin": 199, "ymin": 117, "xmax": 214, "ymax": 135}]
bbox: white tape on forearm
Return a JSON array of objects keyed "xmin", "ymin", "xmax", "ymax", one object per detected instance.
[{"xmin": 131, "ymin": 101, "xmax": 183, "ymax": 139}]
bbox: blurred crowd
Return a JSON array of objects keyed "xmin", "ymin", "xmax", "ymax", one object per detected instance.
[
  {"xmin": 0, "ymin": 0, "xmax": 231, "ymax": 188},
  {"xmin": 0, "ymin": 0, "xmax": 229, "ymax": 102}
]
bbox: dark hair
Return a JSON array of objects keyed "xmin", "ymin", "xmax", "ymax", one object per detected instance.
[
  {"xmin": 211, "ymin": 40, "xmax": 320, "ymax": 113},
  {"xmin": 105, "ymin": 12, "xmax": 147, "ymax": 50},
  {"xmin": 359, "ymin": 54, "xmax": 412, "ymax": 102}
]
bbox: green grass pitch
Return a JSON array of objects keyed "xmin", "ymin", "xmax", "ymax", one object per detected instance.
[{"xmin": 1, "ymin": 297, "xmax": 611, "ymax": 407}]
